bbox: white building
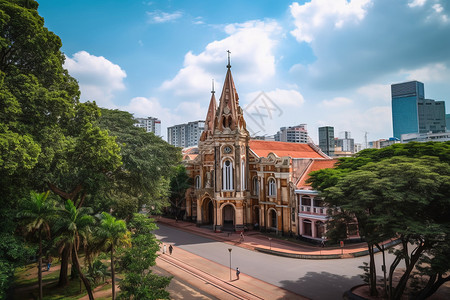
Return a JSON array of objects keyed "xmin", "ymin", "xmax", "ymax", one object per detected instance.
[
  {"xmin": 275, "ymin": 124, "xmax": 308, "ymax": 143},
  {"xmin": 401, "ymin": 132, "xmax": 450, "ymax": 143},
  {"xmin": 168, "ymin": 120, "xmax": 205, "ymax": 148},
  {"xmin": 134, "ymin": 117, "xmax": 161, "ymax": 136}
]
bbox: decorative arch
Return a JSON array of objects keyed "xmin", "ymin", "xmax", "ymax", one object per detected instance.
[
  {"xmin": 220, "ymin": 203, "xmax": 235, "ymax": 230},
  {"xmin": 268, "ymin": 177, "xmax": 276, "ymax": 197},
  {"xmin": 302, "ymin": 219, "xmax": 312, "ymax": 236},
  {"xmin": 222, "ymin": 159, "xmax": 234, "ymax": 190},
  {"xmin": 252, "ymin": 176, "xmax": 259, "ymax": 196},
  {"xmin": 315, "ymin": 221, "xmax": 325, "ymax": 239},
  {"xmin": 195, "ymin": 175, "xmax": 201, "ymax": 189},
  {"xmin": 201, "ymin": 197, "xmax": 214, "ymax": 225},
  {"xmin": 267, "ymin": 208, "xmax": 277, "ymax": 229}
]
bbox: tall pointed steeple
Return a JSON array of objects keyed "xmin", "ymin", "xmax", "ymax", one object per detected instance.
[
  {"xmin": 200, "ymin": 79, "xmax": 217, "ymax": 141},
  {"xmin": 215, "ymin": 52, "xmax": 247, "ymax": 134}
]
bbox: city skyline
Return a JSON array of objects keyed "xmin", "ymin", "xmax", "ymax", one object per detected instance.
[{"xmin": 37, "ymin": 0, "xmax": 450, "ymax": 143}]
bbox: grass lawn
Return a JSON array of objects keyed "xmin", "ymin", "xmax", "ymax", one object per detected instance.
[{"xmin": 13, "ymin": 258, "xmax": 121, "ymax": 300}]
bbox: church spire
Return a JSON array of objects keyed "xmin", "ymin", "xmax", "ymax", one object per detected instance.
[
  {"xmin": 200, "ymin": 79, "xmax": 217, "ymax": 142},
  {"xmin": 215, "ymin": 52, "xmax": 247, "ymax": 134}
]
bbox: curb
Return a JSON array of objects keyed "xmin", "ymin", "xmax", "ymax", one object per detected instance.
[{"xmin": 255, "ymin": 247, "xmax": 342, "ymax": 259}]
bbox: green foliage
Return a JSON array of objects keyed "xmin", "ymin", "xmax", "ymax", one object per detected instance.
[
  {"xmin": 119, "ymin": 214, "xmax": 171, "ymax": 299},
  {"xmin": 358, "ymin": 262, "xmax": 370, "ymax": 285},
  {"xmin": 169, "ymin": 164, "xmax": 191, "ymax": 217},
  {"xmin": 309, "ymin": 142, "xmax": 450, "ymax": 298},
  {"xmin": 97, "ymin": 109, "xmax": 182, "ymax": 217},
  {"xmin": 86, "ymin": 259, "xmax": 109, "ymax": 286}
]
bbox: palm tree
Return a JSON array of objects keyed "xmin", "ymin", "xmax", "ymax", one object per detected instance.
[
  {"xmin": 97, "ymin": 212, "xmax": 130, "ymax": 300},
  {"xmin": 53, "ymin": 200, "xmax": 95, "ymax": 300},
  {"xmin": 17, "ymin": 191, "xmax": 55, "ymax": 300}
]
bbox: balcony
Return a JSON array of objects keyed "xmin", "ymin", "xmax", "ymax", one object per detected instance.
[{"xmin": 300, "ymin": 205, "xmax": 326, "ymax": 215}]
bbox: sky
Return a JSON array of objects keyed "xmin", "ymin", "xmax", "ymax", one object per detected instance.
[{"xmin": 37, "ymin": 0, "xmax": 450, "ymax": 145}]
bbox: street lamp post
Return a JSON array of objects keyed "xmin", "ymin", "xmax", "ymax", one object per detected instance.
[
  {"xmin": 268, "ymin": 237, "xmax": 272, "ymax": 250},
  {"xmin": 228, "ymin": 248, "xmax": 232, "ymax": 281}
]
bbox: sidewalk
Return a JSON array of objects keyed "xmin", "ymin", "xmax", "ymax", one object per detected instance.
[
  {"xmin": 157, "ymin": 245, "xmax": 305, "ymax": 299},
  {"xmin": 155, "ymin": 216, "xmax": 397, "ymax": 259}
]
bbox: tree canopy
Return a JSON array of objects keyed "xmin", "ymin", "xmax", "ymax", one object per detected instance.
[
  {"xmin": 0, "ymin": 1, "xmax": 181, "ymax": 297},
  {"xmin": 308, "ymin": 142, "xmax": 450, "ymax": 298}
]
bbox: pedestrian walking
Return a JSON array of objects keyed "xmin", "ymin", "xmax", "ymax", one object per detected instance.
[
  {"xmin": 239, "ymin": 231, "xmax": 244, "ymax": 242},
  {"xmin": 47, "ymin": 256, "xmax": 52, "ymax": 271},
  {"xmin": 169, "ymin": 245, "xmax": 173, "ymax": 255},
  {"xmin": 163, "ymin": 244, "xmax": 167, "ymax": 254},
  {"xmin": 321, "ymin": 236, "xmax": 325, "ymax": 248},
  {"xmin": 236, "ymin": 267, "xmax": 240, "ymax": 280}
]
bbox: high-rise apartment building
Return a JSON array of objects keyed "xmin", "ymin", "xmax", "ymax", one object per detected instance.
[
  {"xmin": 167, "ymin": 120, "xmax": 205, "ymax": 148},
  {"xmin": 335, "ymin": 131, "xmax": 355, "ymax": 153},
  {"xmin": 392, "ymin": 81, "xmax": 446, "ymax": 139},
  {"xmin": 275, "ymin": 124, "xmax": 308, "ymax": 143},
  {"xmin": 134, "ymin": 117, "xmax": 161, "ymax": 136},
  {"xmin": 318, "ymin": 126, "xmax": 334, "ymax": 156}
]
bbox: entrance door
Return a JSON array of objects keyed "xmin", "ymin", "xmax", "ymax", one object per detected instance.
[
  {"xmin": 207, "ymin": 200, "xmax": 213, "ymax": 225},
  {"xmin": 222, "ymin": 205, "xmax": 235, "ymax": 230},
  {"xmin": 202, "ymin": 198, "xmax": 213, "ymax": 225}
]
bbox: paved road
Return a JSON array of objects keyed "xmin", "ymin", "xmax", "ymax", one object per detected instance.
[{"xmin": 155, "ymin": 224, "xmax": 403, "ymax": 300}]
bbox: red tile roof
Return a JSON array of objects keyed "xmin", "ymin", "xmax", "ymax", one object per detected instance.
[
  {"xmin": 296, "ymin": 159, "xmax": 337, "ymax": 189},
  {"xmin": 249, "ymin": 140, "xmax": 326, "ymax": 159}
]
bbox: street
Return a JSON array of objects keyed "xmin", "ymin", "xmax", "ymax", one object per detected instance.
[{"xmin": 154, "ymin": 224, "xmax": 403, "ymax": 300}]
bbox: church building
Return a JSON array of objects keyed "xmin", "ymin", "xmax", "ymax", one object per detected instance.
[{"xmin": 183, "ymin": 61, "xmax": 344, "ymax": 240}]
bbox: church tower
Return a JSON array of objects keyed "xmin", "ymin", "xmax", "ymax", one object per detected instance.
[{"xmin": 195, "ymin": 53, "xmax": 250, "ymax": 232}]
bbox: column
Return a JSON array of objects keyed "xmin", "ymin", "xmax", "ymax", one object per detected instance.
[
  {"xmin": 196, "ymin": 199, "xmax": 202, "ymax": 225},
  {"xmin": 312, "ymin": 220, "xmax": 317, "ymax": 238}
]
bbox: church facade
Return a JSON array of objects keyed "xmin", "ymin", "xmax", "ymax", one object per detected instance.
[{"xmin": 183, "ymin": 63, "xmax": 348, "ymax": 240}]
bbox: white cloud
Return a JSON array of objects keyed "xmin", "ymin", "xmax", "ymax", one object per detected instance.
[
  {"xmin": 288, "ymin": 0, "xmax": 450, "ymax": 91},
  {"xmin": 404, "ymin": 63, "xmax": 450, "ymax": 82},
  {"xmin": 290, "ymin": 0, "xmax": 371, "ymax": 43},
  {"xmin": 64, "ymin": 51, "xmax": 126, "ymax": 107},
  {"xmin": 146, "ymin": 11, "xmax": 182, "ymax": 23},
  {"xmin": 245, "ymin": 88, "xmax": 305, "ymax": 107},
  {"xmin": 161, "ymin": 20, "xmax": 281, "ymax": 97},
  {"xmin": 356, "ymin": 84, "xmax": 391, "ymax": 103},
  {"xmin": 408, "ymin": 0, "xmax": 427, "ymax": 8},
  {"xmin": 320, "ymin": 97, "xmax": 353, "ymax": 108}
]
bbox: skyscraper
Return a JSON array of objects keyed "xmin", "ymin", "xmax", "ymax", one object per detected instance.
[
  {"xmin": 391, "ymin": 81, "xmax": 446, "ymax": 139},
  {"xmin": 318, "ymin": 126, "xmax": 334, "ymax": 156}
]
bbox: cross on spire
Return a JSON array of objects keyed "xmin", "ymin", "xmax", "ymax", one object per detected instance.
[
  {"xmin": 211, "ymin": 79, "xmax": 215, "ymax": 94},
  {"xmin": 227, "ymin": 50, "xmax": 231, "ymax": 69}
]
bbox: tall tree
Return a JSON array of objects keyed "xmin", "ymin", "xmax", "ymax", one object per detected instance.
[
  {"xmin": 97, "ymin": 108, "xmax": 181, "ymax": 218},
  {"xmin": 119, "ymin": 214, "xmax": 171, "ymax": 299},
  {"xmin": 169, "ymin": 165, "xmax": 191, "ymax": 219},
  {"xmin": 97, "ymin": 212, "xmax": 131, "ymax": 300},
  {"xmin": 17, "ymin": 191, "xmax": 55, "ymax": 300},
  {"xmin": 1, "ymin": 0, "xmax": 122, "ymax": 289},
  {"xmin": 309, "ymin": 145, "xmax": 450, "ymax": 299},
  {"xmin": 53, "ymin": 200, "xmax": 95, "ymax": 300}
]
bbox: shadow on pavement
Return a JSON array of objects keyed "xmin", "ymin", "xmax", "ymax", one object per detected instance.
[{"xmin": 280, "ymin": 271, "xmax": 362, "ymax": 300}]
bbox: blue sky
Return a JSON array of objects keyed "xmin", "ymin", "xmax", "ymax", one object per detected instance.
[{"xmin": 38, "ymin": 0, "xmax": 450, "ymax": 144}]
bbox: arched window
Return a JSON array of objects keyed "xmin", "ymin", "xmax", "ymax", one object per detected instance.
[
  {"xmin": 222, "ymin": 160, "xmax": 233, "ymax": 190},
  {"xmin": 241, "ymin": 159, "xmax": 246, "ymax": 190},
  {"xmin": 195, "ymin": 175, "xmax": 201, "ymax": 189},
  {"xmin": 268, "ymin": 178, "xmax": 276, "ymax": 196},
  {"xmin": 252, "ymin": 176, "xmax": 259, "ymax": 195}
]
